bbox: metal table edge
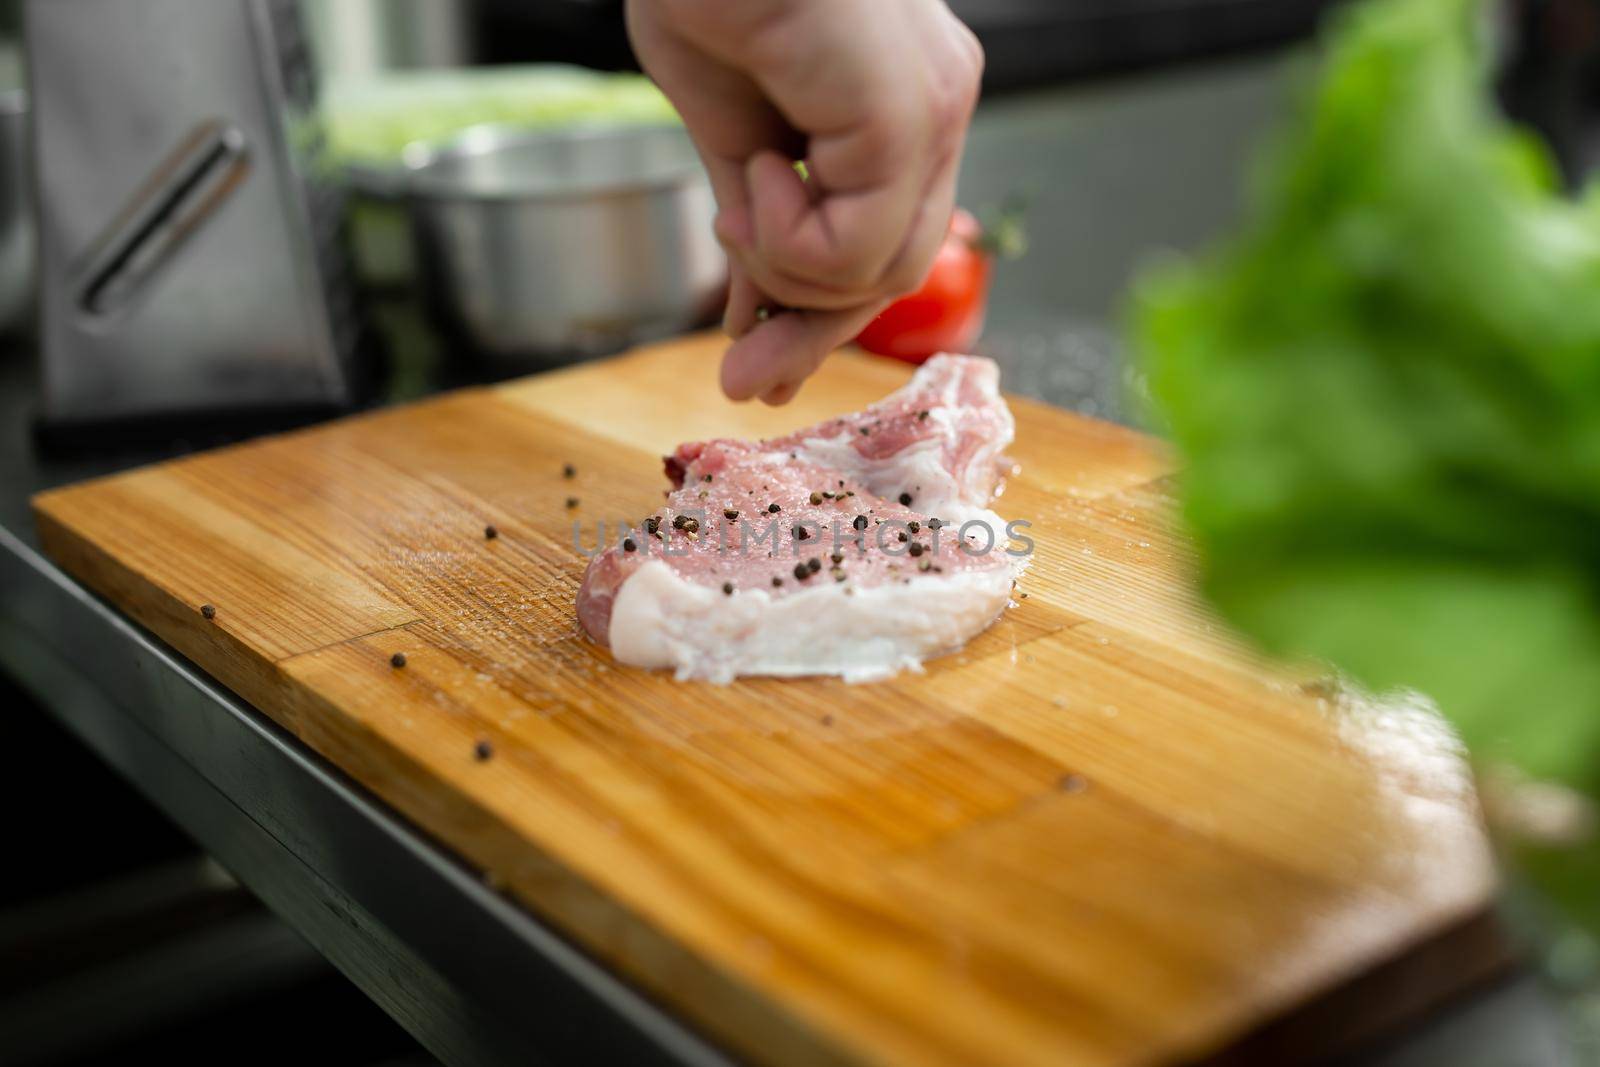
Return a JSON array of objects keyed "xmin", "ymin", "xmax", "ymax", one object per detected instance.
[{"xmin": 0, "ymin": 522, "xmax": 740, "ymax": 1067}]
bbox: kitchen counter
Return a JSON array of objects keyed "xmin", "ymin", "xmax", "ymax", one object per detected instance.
[{"xmin": 0, "ymin": 51, "xmax": 1583, "ymax": 1066}]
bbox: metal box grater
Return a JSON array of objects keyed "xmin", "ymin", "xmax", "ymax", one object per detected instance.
[{"xmin": 26, "ymin": 0, "xmax": 374, "ymax": 429}]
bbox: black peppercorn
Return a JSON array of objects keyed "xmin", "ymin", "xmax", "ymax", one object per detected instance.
[
  {"xmin": 899, "ymin": 492, "xmax": 913, "ymax": 506},
  {"xmin": 484, "ymin": 525, "xmax": 498, "ymax": 540},
  {"xmin": 199, "ymin": 603, "xmax": 216, "ymax": 620},
  {"xmin": 474, "ymin": 739, "xmax": 493, "ymax": 762},
  {"xmin": 390, "ymin": 652, "xmax": 407, "ymax": 668}
]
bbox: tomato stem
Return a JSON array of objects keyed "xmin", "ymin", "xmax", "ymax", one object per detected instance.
[{"xmin": 972, "ymin": 192, "xmax": 1030, "ymax": 260}]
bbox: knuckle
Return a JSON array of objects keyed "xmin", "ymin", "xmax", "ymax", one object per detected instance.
[
  {"xmin": 930, "ymin": 62, "xmax": 981, "ymax": 130},
  {"xmin": 962, "ymin": 25, "xmax": 987, "ymax": 80},
  {"xmin": 939, "ymin": 8, "xmax": 986, "ymax": 79},
  {"xmin": 850, "ymin": 118, "xmax": 909, "ymax": 173}
]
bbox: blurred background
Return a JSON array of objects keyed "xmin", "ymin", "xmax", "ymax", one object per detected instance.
[{"xmin": 0, "ymin": 0, "xmax": 1597, "ymax": 1064}]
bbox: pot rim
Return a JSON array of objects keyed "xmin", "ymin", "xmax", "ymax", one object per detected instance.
[{"xmin": 348, "ymin": 122, "xmax": 708, "ymax": 205}]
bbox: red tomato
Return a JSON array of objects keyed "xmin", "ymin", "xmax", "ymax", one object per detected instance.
[{"xmin": 855, "ymin": 209, "xmax": 993, "ymax": 364}]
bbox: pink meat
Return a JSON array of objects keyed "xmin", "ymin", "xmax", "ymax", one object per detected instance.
[
  {"xmin": 576, "ymin": 355, "xmax": 1020, "ymax": 678},
  {"xmin": 665, "ymin": 354, "xmax": 1011, "ymax": 501}
]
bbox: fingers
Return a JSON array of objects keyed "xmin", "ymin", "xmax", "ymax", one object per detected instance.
[
  {"xmin": 717, "ymin": 140, "xmax": 959, "ymax": 404},
  {"xmin": 720, "ymin": 301, "xmax": 888, "ymax": 403},
  {"xmin": 722, "ymin": 150, "xmax": 936, "ymax": 312},
  {"xmin": 717, "ymin": 8, "xmax": 983, "ymax": 314},
  {"xmin": 874, "ymin": 127, "xmax": 968, "ymax": 298},
  {"xmin": 722, "ymin": 264, "xmax": 763, "ymax": 339},
  {"xmin": 748, "ymin": 132, "xmax": 922, "ymax": 294},
  {"xmin": 636, "ymin": 0, "xmax": 987, "ymax": 404},
  {"xmin": 723, "ymin": 127, "xmax": 965, "ymax": 320}
]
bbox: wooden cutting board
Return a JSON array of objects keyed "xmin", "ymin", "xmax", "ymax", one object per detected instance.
[{"xmin": 34, "ymin": 333, "xmax": 1501, "ymax": 1067}]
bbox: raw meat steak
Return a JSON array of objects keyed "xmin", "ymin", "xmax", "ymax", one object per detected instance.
[{"xmin": 577, "ymin": 354, "xmax": 1024, "ymax": 683}]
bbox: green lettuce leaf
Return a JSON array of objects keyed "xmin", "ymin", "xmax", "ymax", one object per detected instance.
[{"xmin": 1132, "ymin": 0, "xmax": 1600, "ymax": 926}]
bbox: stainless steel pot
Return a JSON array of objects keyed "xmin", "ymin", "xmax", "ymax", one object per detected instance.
[{"xmin": 357, "ymin": 123, "xmax": 725, "ymax": 362}]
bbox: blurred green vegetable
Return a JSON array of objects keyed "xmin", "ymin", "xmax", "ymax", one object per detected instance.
[
  {"xmin": 1133, "ymin": 0, "xmax": 1600, "ymax": 929},
  {"xmin": 322, "ymin": 65, "xmax": 678, "ymax": 166}
]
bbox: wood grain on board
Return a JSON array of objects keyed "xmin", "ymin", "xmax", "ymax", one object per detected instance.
[{"xmin": 34, "ymin": 333, "xmax": 1501, "ymax": 1067}]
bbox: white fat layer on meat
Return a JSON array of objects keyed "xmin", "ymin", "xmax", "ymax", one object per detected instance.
[{"xmin": 608, "ymin": 559, "xmax": 1021, "ymax": 685}]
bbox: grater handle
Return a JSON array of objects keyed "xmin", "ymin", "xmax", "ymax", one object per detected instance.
[{"xmin": 76, "ymin": 120, "xmax": 250, "ymax": 318}]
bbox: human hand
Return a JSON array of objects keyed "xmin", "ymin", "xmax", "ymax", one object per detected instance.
[{"xmin": 625, "ymin": 0, "xmax": 984, "ymax": 403}]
